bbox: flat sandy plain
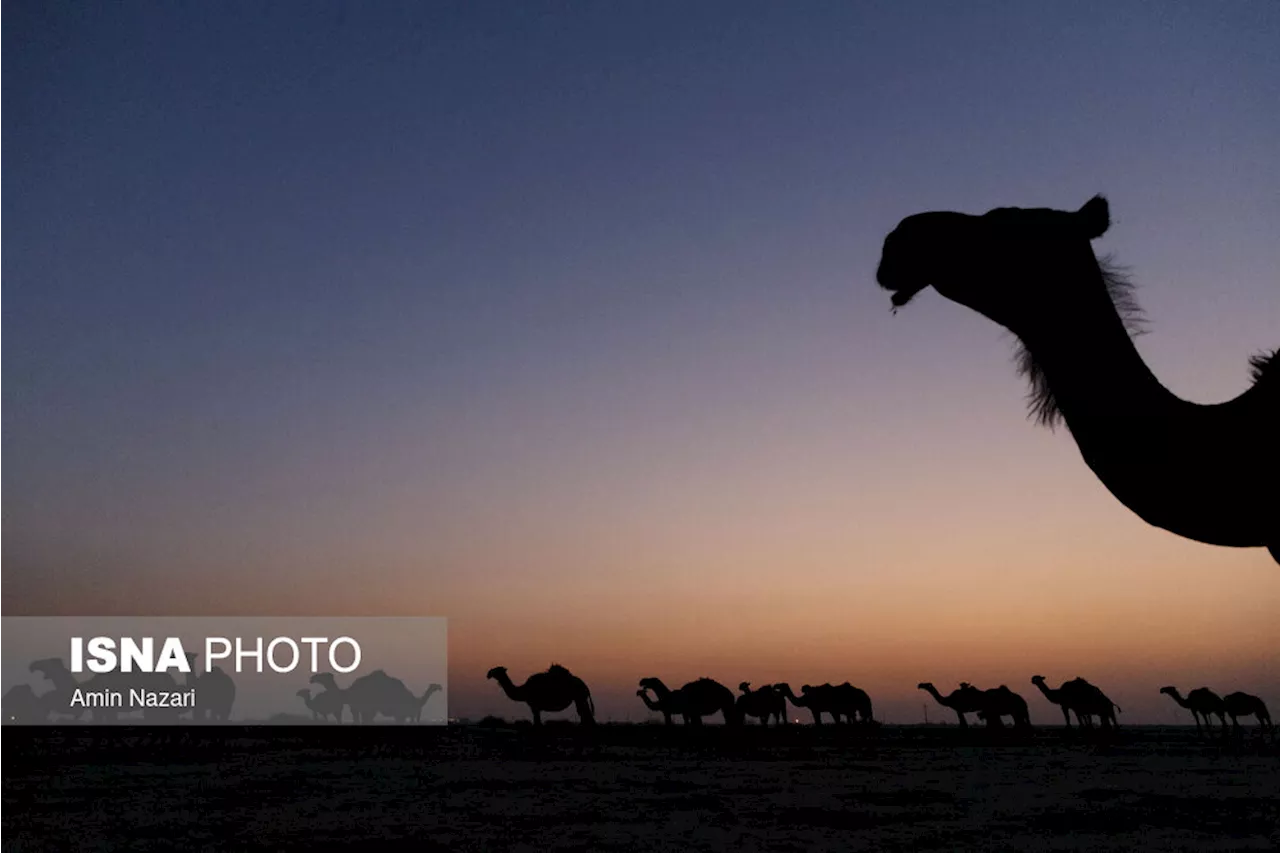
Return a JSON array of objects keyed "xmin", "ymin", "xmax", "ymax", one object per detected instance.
[{"xmin": 4, "ymin": 724, "xmax": 1277, "ymax": 852}]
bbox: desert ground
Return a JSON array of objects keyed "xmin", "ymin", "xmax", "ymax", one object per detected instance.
[{"xmin": 4, "ymin": 724, "xmax": 1277, "ymax": 852}]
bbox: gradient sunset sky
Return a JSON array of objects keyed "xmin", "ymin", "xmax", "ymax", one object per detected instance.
[{"xmin": 4, "ymin": 2, "xmax": 1277, "ymax": 724}]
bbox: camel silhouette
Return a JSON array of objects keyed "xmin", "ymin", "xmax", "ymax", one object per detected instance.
[
  {"xmin": 182, "ymin": 652, "xmax": 236, "ymax": 723},
  {"xmin": 1065, "ymin": 678, "xmax": 1121, "ymax": 728},
  {"xmin": 296, "ymin": 688, "xmax": 344, "ymax": 722},
  {"xmin": 917, "ymin": 682, "xmax": 987, "ymax": 727},
  {"xmin": 28, "ymin": 658, "xmax": 87, "ymax": 722},
  {"xmin": 1160, "ymin": 686, "xmax": 1227, "ymax": 736},
  {"xmin": 973, "ymin": 685, "xmax": 1032, "ymax": 729},
  {"xmin": 637, "ymin": 677, "xmax": 739, "ymax": 726},
  {"xmin": 876, "ymin": 195, "xmax": 1279, "ymax": 564},
  {"xmin": 28, "ymin": 657, "xmax": 187, "ymax": 724},
  {"xmin": 1031, "ymin": 675, "xmax": 1120, "ymax": 728},
  {"xmin": 487, "ymin": 664, "xmax": 594, "ymax": 726},
  {"xmin": 27, "ymin": 660, "xmax": 130, "ymax": 722},
  {"xmin": 1222, "ymin": 691, "xmax": 1273, "ymax": 738},
  {"xmin": 774, "ymin": 683, "xmax": 846, "ymax": 724},
  {"xmin": 833, "ymin": 682, "xmax": 875, "ymax": 725},
  {"xmin": 3, "ymin": 684, "xmax": 46, "ymax": 723},
  {"xmin": 312, "ymin": 670, "xmax": 442, "ymax": 724},
  {"xmin": 637, "ymin": 685, "xmax": 675, "ymax": 725},
  {"xmin": 306, "ymin": 672, "xmax": 350, "ymax": 722},
  {"xmin": 736, "ymin": 682, "xmax": 787, "ymax": 726}
]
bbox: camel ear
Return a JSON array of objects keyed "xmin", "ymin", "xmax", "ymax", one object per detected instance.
[{"xmin": 1077, "ymin": 195, "xmax": 1110, "ymax": 239}]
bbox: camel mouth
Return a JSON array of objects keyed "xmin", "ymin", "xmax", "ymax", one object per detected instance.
[{"xmin": 875, "ymin": 264, "xmax": 930, "ymax": 310}]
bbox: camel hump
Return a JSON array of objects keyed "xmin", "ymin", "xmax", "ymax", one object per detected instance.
[{"xmin": 547, "ymin": 663, "xmax": 571, "ymax": 676}]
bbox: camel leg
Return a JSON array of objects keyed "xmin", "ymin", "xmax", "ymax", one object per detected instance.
[
  {"xmin": 532, "ymin": 708, "xmax": 542, "ymax": 726},
  {"xmin": 956, "ymin": 711, "xmax": 968, "ymax": 727}
]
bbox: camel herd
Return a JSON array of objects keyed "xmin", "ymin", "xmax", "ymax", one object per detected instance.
[
  {"xmin": 487, "ymin": 665, "xmax": 1275, "ymax": 739},
  {"xmin": 3, "ymin": 655, "xmax": 237, "ymax": 724},
  {"xmin": 5, "ymin": 654, "xmax": 1272, "ymax": 737},
  {"xmin": 297, "ymin": 670, "xmax": 443, "ymax": 724},
  {"xmin": 2, "ymin": 654, "xmax": 443, "ymax": 725}
]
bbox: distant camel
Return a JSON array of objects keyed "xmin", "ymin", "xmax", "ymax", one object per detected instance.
[
  {"xmin": 313, "ymin": 670, "xmax": 443, "ymax": 723},
  {"xmin": 307, "ymin": 673, "xmax": 349, "ymax": 722},
  {"xmin": 3, "ymin": 684, "xmax": 46, "ymax": 723},
  {"xmin": 833, "ymin": 682, "xmax": 875, "ymax": 725},
  {"xmin": 1031, "ymin": 676, "xmax": 1120, "ymax": 728},
  {"xmin": 29, "ymin": 659, "xmax": 140, "ymax": 724},
  {"xmin": 637, "ymin": 686, "xmax": 674, "ymax": 725},
  {"xmin": 974, "ymin": 685, "xmax": 1032, "ymax": 729},
  {"xmin": 183, "ymin": 652, "xmax": 237, "ymax": 723},
  {"xmin": 346, "ymin": 671, "xmax": 440, "ymax": 722},
  {"xmin": 1160, "ymin": 686, "xmax": 1227, "ymax": 735},
  {"xmin": 28, "ymin": 658, "xmax": 87, "ymax": 722},
  {"xmin": 410, "ymin": 683, "xmax": 445, "ymax": 722},
  {"xmin": 1222, "ymin": 692, "xmax": 1273, "ymax": 737},
  {"xmin": 736, "ymin": 682, "xmax": 787, "ymax": 726},
  {"xmin": 876, "ymin": 195, "xmax": 1279, "ymax": 563},
  {"xmin": 775, "ymin": 683, "xmax": 843, "ymax": 724},
  {"xmin": 1064, "ymin": 678, "xmax": 1121, "ymax": 728},
  {"xmin": 1030, "ymin": 675, "xmax": 1082, "ymax": 727},
  {"xmin": 637, "ymin": 677, "xmax": 739, "ymax": 726},
  {"xmin": 487, "ymin": 664, "xmax": 594, "ymax": 726},
  {"xmin": 917, "ymin": 682, "xmax": 987, "ymax": 727},
  {"xmin": 296, "ymin": 688, "xmax": 344, "ymax": 722}
]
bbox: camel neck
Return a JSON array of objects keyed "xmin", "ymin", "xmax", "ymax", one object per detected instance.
[{"xmin": 1017, "ymin": 266, "xmax": 1177, "ymax": 428}]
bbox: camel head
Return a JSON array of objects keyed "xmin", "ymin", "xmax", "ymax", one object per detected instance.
[
  {"xmin": 1159, "ymin": 685, "xmax": 1179, "ymax": 697},
  {"xmin": 309, "ymin": 672, "xmax": 338, "ymax": 690},
  {"xmin": 876, "ymin": 195, "xmax": 1111, "ymax": 333},
  {"xmin": 296, "ymin": 688, "xmax": 311, "ymax": 700},
  {"xmin": 638, "ymin": 677, "xmax": 665, "ymax": 693},
  {"xmin": 917, "ymin": 682, "xmax": 934, "ymax": 691},
  {"xmin": 1031, "ymin": 675, "xmax": 1047, "ymax": 686},
  {"xmin": 739, "ymin": 681, "xmax": 751, "ymax": 694},
  {"xmin": 485, "ymin": 666, "xmax": 507, "ymax": 682},
  {"xmin": 29, "ymin": 658, "xmax": 66, "ymax": 678}
]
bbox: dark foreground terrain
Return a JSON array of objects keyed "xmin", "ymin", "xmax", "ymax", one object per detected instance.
[{"xmin": 4, "ymin": 724, "xmax": 1277, "ymax": 852}]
